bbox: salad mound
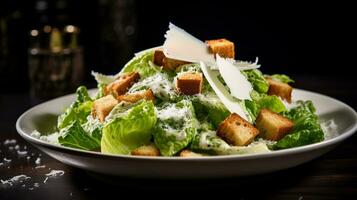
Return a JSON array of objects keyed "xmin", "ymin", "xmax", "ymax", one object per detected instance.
[{"xmin": 34, "ymin": 24, "xmax": 324, "ymax": 157}]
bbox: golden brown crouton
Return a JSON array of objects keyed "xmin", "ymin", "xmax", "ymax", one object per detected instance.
[
  {"xmin": 153, "ymin": 50, "xmax": 189, "ymax": 71},
  {"xmin": 217, "ymin": 113, "xmax": 259, "ymax": 146},
  {"xmin": 105, "ymin": 72, "xmax": 140, "ymax": 96},
  {"xmin": 256, "ymin": 109, "xmax": 294, "ymax": 141},
  {"xmin": 206, "ymin": 38, "xmax": 235, "ymax": 59},
  {"xmin": 179, "ymin": 150, "xmax": 204, "ymax": 157},
  {"xmin": 117, "ymin": 89, "xmax": 155, "ymax": 103},
  {"xmin": 131, "ymin": 144, "xmax": 160, "ymax": 157},
  {"xmin": 176, "ymin": 72, "xmax": 203, "ymax": 95},
  {"xmin": 92, "ymin": 95, "xmax": 119, "ymax": 122},
  {"xmin": 266, "ymin": 78, "xmax": 293, "ymax": 103}
]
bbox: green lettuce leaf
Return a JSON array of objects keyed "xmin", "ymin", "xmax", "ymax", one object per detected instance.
[
  {"xmin": 273, "ymin": 101, "xmax": 324, "ymax": 149},
  {"xmin": 244, "ymin": 91, "xmax": 286, "ymax": 120},
  {"xmin": 190, "ymin": 121, "xmax": 270, "ymax": 155},
  {"xmin": 122, "ymin": 51, "xmax": 161, "ymax": 79},
  {"xmin": 129, "ymin": 72, "xmax": 179, "ymax": 102},
  {"xmin": 101, "ymin": 101, "xmax": 157, "ymax": 155},
  {"xmin": 269, "ymin": 74, "xmax": 294, "ymax": 83},
  {"xmin": 58, "ymin": 121, "xmax": 100, "ymax": 151},
  {"xmin": 95, "ymin": 83, "xmax": 107, "ymax": 99},
  {"xmin": 153, "ymin": 100, "xmax": 198, "ymax": 156},
  {"xmin": 241, "ymin": 69, "xmax": 269, "ymax": 94},
  {"xmin": 192, "ymin": 94, "xmax": 230, "ymax": 128},
  {"xmin": 57, "ymin": 86, "xmax": 93, "ymax": 129},
  {"xmin": 82, "ymin": 115, "xmax": 103, "ymax": 141}
]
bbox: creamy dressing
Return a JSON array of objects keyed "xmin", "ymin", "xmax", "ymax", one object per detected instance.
[
  {"xmin": 157, "ymin": 103, "xmax": 193, "ymax": 141},
  {"xmin": 157, "ymin": 104, "xmax": 191, "ymax": 121},
  {"xmin": 130, "ymin": 73, "xmax": 177, "ymax": 100}
]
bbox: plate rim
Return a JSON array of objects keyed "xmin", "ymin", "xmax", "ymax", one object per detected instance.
[{"xmin": 16, "ymin": 88, "xmax": 357, "ymax": 161}]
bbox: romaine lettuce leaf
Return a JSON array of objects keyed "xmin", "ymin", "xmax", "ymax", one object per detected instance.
[
  {"xmin": 122, "ymin": 51, "xmax": 161, "ymax": 79},
  {"xmin": 91, "ymin": 71, "xmax": 117, "ymax": 85},
  {"xmin": 192, "ymin": 94, "xmax": 230, "ymax": 128},
  {"xmin": 153, "ymin": 100, "xmax": 198, "ymax": 156},
  {"xmin": 244, "ymin": 91, "xmax": 286, "ymax": 120},
  {"xmin": 129, "ymin": 72, "xmax": 179, "ymax": 102},
  {"xmin": 82, "ymin": 115, "xmax": 103, "ymax": 141},
  {"xmin": 58, "ymin": 121, "xmax": 100, "ymax": 151},
  {"xmin": 269, "ymin": 74, "xmax": 294, "ymax": 83},
  {"xmin": 273, "ymin": 101, "xmax": 324, "ymax": 149},
  {"xmin": 57, "ymin": 86, "xmax": 93, "ymax": 129},
  {"xmin": 190, "ymin": 121, "xmax": 270, "ymax": 155},
  {"xmin": 95, "ymin": 83, "xmax": 107, "ymax": 99},
  {"xmin": 241, "ymin": 69, "xmax": 269, "ymax": 94},
  {"xmin": 101, "ymin": 101, "xmax": 157, "ymax": 155}
]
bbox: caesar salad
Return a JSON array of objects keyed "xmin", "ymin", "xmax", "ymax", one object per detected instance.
[{"xmin": 32, "ymin": 23, "xmax": 326, "ymax": 157}]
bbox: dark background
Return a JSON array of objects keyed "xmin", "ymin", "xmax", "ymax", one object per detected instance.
[
  {"xmin": 1, "ymin": 1, "xmax": 357, "ymax": 199},
  {"xmin": 1, "ymin": 1, "xmax": 355, "ymax": 99}
]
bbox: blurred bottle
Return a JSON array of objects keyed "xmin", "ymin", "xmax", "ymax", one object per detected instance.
[{"xmin": 28, "ymin": 0, "xmax": 83, "ymax": 101}]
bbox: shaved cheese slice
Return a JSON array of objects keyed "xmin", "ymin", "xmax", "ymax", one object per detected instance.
[
  {"xmin": 210, "ymin": 57, "xmax": 261, "ymax": 71},
  {"xmin": 200, "ymin": 62, "xmax": 250, "ymax": 121},
  {"xmin": 163, "ymin": 23, "xmax": 216, "ymax": 65},
  {"xmin": 216, "ymin": 54, "xmax": 253, "ymax": 100}
]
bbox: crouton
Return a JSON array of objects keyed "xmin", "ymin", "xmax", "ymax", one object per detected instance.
[
  {"xmin": 179, "ymin": 150, "xmax": 204, "ymax": 157},
  {"xmin": 153, "ymin": 50, "xmax": 166, "ymax": 66},
  {"xmin": 117, "ymin": 89, "xmax": 155, "ymax": 103},
  {"xmin": 131, "ymin": 144, "xmax": 160, "ymax": 156},
  {"xmin": 217, "ymin": 113, "xmax": 259, "ymax": 146},
  {"xmin": 105, "ymin": 72, "xmax": 140, "ymax": 96},
  {"xmin": 153, "ymin": 50, "xmax": 189, "ymax": 71},
  {"xmin": 176, "ymin": 72, "xmax": 203, "ymax": 95},
  {"xmin": 92, "ymin": 95, "xmax": 119, "ymax": 122},
  {"xmin": 206, "ymin": 38, "xmax": 235, "ymax": 59},
  {"xmin": 266, "ymin": 78, "xmax": 293, "ymax": 103},
  {"xmin": 256, "ymin": 109, "xmax": 294, "ymax": 141}
]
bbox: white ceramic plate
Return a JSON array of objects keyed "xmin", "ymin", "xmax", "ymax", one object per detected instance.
[{"xmin": 16, "ymin": 89, "xmax": 357, "ymax": 178}]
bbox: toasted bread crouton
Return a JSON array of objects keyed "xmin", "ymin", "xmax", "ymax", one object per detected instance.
[
  {"xmin": 105, "ymin": 72, "xmax": 140, "ymax": 96},
  {"xmin": 131, "ymin": 144, "xmax": 160, "ymax": 156},
  {"xmin": 176, "ymin": 72, "xmax": 203, "ymax": 95},
  {"xmin": 179, "ymin": 150, "xmax": 204, "ymax": 157},
  {"xmin": 153, "ymin": 50, "xmax": 189, "ymax": 71},
  {"xmin": 92, "ymin": 95, "xmax": 119, "ymax": 122},
  {"xmin": 217, "ymin": 113, "xmax": 259, "ymax": 146},
  {"xmin": 117, "ymin": 89, "xmax": 155, "ymax": 103},
  {"xmin": 206, "ymin": 38, "xmax": 235, "ymax": 59},
  {"xmin": 256, "ymin": 109, "xmax": 294, "ymax": 141},
  {"xmin": 153, "ymin": 50, "xmax": 166, "ymax": 66},
  {"xmin": 266, "ymin": 78, "xmax": 293, "ymax": 103}
]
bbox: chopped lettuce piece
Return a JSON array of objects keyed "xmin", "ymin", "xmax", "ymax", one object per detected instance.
[
  {"xmin": 273, "ymin": 101, "xmax": 324, "ymax": 149},
  {"xmin": 244, "ymin": 91, "xmax": 286, "ymax": 121},
  {"xmin": 241, "ymin": 69, "xmax": 269, "ymax": 94},
  {"xmin": 190, "ymin": 121, "xmax": 270, "ymax": 155},
  {"xmin": 91, "ymin": 71, "xmax": 117, "ymax": 85},
  {"xmin": 154, "ymin": 100, "xmax": 198, "ymax": 156},
  {"xmin": 192, "ymin": 93, "xmax": 230, "ymax": 128},
  {"xmin": 122, "ymin": 51, "xmax": 161, "ymax": 79},
  {"xmin": 129, "ymin": 72, "xmax": 179, "ymax": 102},
  {"xmin": 57, "ymin": 86, "xmax": 93, "ymax": 129},
  {"xmin": 58, "ymin": 121, "xmax": 100, "ymax": 151},
  {"xmin": 95, "ymin": 83, "xmax": 107, "ymax": 99},
  {"xmin": 101, "ymin": 101, "xmax": 157, "ymax": 155},
  {"xmin": 82, "ymin": 115, "xmax": 103, "ymax": 141},
  {"xmin": 269, "ymin": 74, "xmax": 294, "ymax": 83}
]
